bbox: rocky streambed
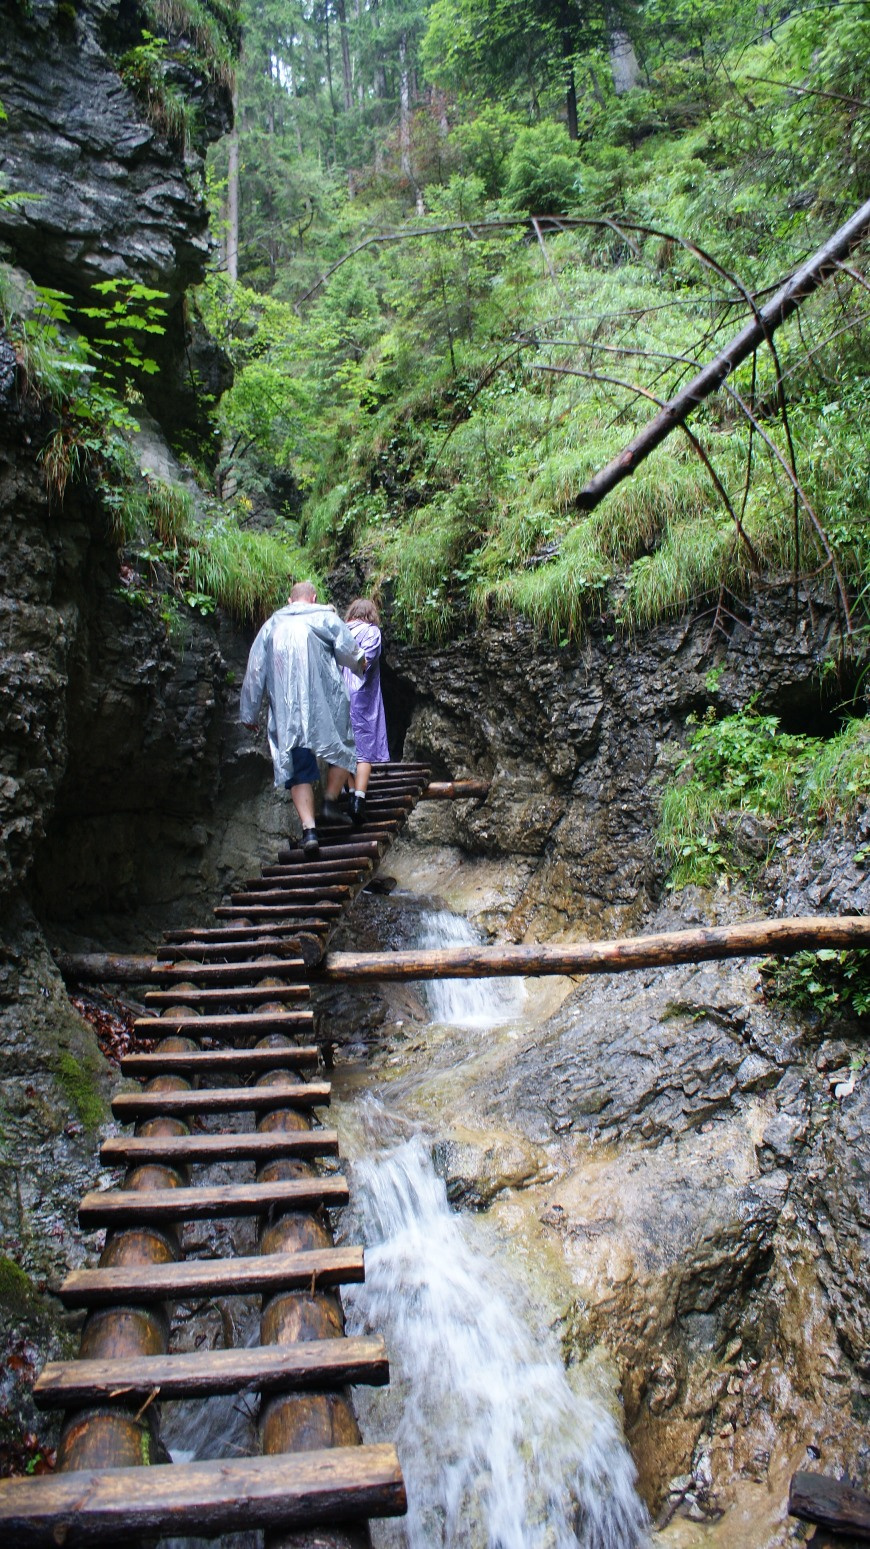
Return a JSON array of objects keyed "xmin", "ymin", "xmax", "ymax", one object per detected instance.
[{"xmin": 318, "ymin": 835, "xmax": 870, "ymax": 1547}]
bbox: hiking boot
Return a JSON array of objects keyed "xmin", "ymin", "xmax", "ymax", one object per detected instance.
[
  {"xmin": 321, "ymin": 799, "xmax": 353, "ymax": 827},
  {"xmin": 349, "ymin": 791, "xmax": 367, "ymax": 827},
  {"xmin": 301, "ymin": 828, "xmax": 320, "ymax": 857}
]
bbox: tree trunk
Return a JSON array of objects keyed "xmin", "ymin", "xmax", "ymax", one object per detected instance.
[
  {"xmin": 609, "ymin": 29, "xmax": 640, "ymax": 94},
  {"xmin": 565, "ymin": 64, "xmax": 578, "ymax": 140},
  {"xmin": 577, "ymin": 195, "xmax": 870, "ymax": 512},
  {"xmin": 336, "ymin": 0, "xmax": 353, "ymax": 112},
  {"xmin": 226, "ymin": 80, "xmax": 239, "ymax": 281},
  {"xmin": 398, "ymin": 31, "xmax": 412, "ymax": 184}
]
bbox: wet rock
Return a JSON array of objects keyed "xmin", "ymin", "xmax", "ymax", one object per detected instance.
[{"xmin": 432, "ymin": 1130, "xmax": 548, "ymax": 1210}]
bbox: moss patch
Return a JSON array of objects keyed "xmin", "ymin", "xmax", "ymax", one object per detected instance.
[
  {"xmin": 0, "ymin": 1255, "xmax": 36, "ymax": 1316},
  {"xmin": 55, "ymin": 1050, "xmax": 107, "ymax": 1132}
]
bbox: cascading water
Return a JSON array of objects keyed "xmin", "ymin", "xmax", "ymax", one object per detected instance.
[
  {"xmin": 416, "ymin": 909, "xmax": 526, "ymax": 1028},
  {"xmin": 343, "ymin": 1102, "xmax": 649, "ymax": 1549}
]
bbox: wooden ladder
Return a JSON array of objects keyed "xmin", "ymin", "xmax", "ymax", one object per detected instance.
[{"xmin": 0, "ymin": 763, "xmax": 432, "ymax": 1546}]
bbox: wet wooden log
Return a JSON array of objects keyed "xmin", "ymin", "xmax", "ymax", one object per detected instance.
[
  {"xmin": 59, "ymin": 1246, "xmax": 366, "ymax": 1307},
  {"xmin": 145, "ymin": 984, "xmax": 309, "ymax": 1007},
  {"xmin": 0, "ymin": 1445, "xmax": 407, "ymax": 1545},
  {"xmin": 133, "ymin": 1010, "xmax": 313, "ymax": 1038},
  {"xmin": 121, "ymin": 1046, "xmax": 319, "ymax": 1076},
  {"xmin": 420, "ymin": 780, "xmax": 490, "ymax": 799},
  {"xmin": 79, "ymin": 1177, "xmax": 350, "ymax": 1227},
  {"xmin": 242, "ymin": 873, "xmax": 367, "ymax": 891},
  {"xmin": 34, "ymin": 1337, "xmax": 390, "ymax": 1408},
  {"xmin": 307, "ymin": 916, "xmax": 870, "ymax": 982},
  {"xmin": 101, "ymin": 1129, "xmax": 340, "ymax": 1166},
  {"xmin": 156, "ymin": 937, "xmax": 316, "ymax": 961},
  {"xmin": 112, "ymin": 1082, "xmax": 331, "ymax": 1119},
  {"xmin": 789, "ymin": 1472, "xmax": 870, "ymax": 1537},
  {"xmin": 277, "ymin": 840, "xmax": 385, "ymax": 864},
  {"xmin": 230, "ymin": 886, "xmax": 351, "ymax": 904},
  {"xmin": 149, "ymin": 956, "xmax": 313, "ymax": 984}
]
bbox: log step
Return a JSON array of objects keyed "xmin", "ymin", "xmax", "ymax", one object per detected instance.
[
  {"xmin": 149, "ymin": 958, "xmax": 312, "ymax": 984},
  {"xmin": 0, "ymin": 1443, "xmax": 406, "ymax": 1544},
  {"xmin": 242, "ymin": 873, "xmax": 367, "ymax": 892},
  {"xmin": 145, "ymin": 985, "xmax": 310, "ymax": 1007},
  {"xmin": 156, "ymin": 937, "xmax": 321, "ymax": 962},
  {"xmin": 162, "ymin": 923, "xmax": 328, "ymax": 944},
  {"xmin": 277, "ymin": 840, "xmax": 385, "ymax": 864},
  {"xmin": 214, "ymin": 906, "xmax": 342, "ymax": 924},
  {"xmin": 133, "ymin": 1011, "xmax": 314, "ymax": 1038},
  {"xmin": 121, "ymin": 1046, "xmax": 320, "ymax": 1076},
  {"xmin": 229, "ymin": 886, "xmax": 351, "ymax": 905},
  {"xmin": 789, "ymin": 1471, "xmax": 870, "ymax": 1536},
  {"xmin": 100, "ymin": 1129, "xmax": 340, "ymax": 1166},
  {"xmin": 261, "ymin": 858, "xmax": 374, "ymax": 878},
  {"xmin": 58, "ymin": 1245, "xmax": 365, "ymax": 1306},
  {"xmin": 33, "ymin": 1334, "xmax": 389, "ymax": 1408},
  {"xmin": 112, "ymin": 1082, "xmax": 330, "ymax": 1119},
  {"xmin": 78, "ymin": 1176, "xmax": 349, "ymax": 1227}
]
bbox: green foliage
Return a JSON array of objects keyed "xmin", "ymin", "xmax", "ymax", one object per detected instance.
[
  {"xmin": 503, "ymin": 123, "xmax": 582, "ymax": 214},
  {"xmin": 658, "ymin": 711, "xmax": 870, "ymax": 889},
  {"xmin": 78, "ymin": 279, "xmax": 168, "ymax": 385},
  {"xmin": 761, "ymin": 951, "xmax": 870, "ymax": 1023},
  {"xmin": 55, "ymin": 1051, "xmax": 106, "ymax": 1132},
  {"xmin": 120, "ymin": 31, "xmax": 195, "ymax": 148}
]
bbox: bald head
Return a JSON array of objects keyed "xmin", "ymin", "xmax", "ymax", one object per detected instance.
[{"xmin": 290, "ymin": 580, "xmax": 317, "ymax": 603}]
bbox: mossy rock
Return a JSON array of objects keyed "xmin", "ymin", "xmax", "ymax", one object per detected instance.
[{"xmin": 54, "ymin": 1049, "xmax": 107, "ymax": 1131}]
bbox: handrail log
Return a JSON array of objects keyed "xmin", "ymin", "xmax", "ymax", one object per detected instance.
[
  {"xmin": 55, "ymin": 917, "xmax": 870, "ymax": 985},
  {"xmin": 307, "ymin": 916, "xmax": 870, "ymax": 982}
]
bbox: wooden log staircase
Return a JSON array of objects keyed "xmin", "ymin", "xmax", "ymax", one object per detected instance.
[{"xmin": 0, "ymin": 762, "xmax": 440, "ymax": 1546}]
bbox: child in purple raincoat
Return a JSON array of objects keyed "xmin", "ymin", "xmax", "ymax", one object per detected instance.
[{"xmin": 343, "ymin": 598, "xmax": 389, "ymax": 825}]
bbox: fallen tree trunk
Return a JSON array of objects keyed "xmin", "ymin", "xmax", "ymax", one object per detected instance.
[
  {"xmin": 789, "ymin": 1471, "xmax": 870, "ymax": 1538},
  {"xmin": 308, "ymin": 916, "xmax": 870, "ymax": 982},
  {"xmin": 55, "ymin": 917, "xmax": 870, "ymax": 985},
  {"xmin": 576, "ymin": 195, "xmax": 870, "ymax": 512}
]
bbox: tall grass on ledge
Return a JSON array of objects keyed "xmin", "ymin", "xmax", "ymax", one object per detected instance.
[{"xmin": 187, "ymin": 517, "xmax": 311, "ymax": 626}]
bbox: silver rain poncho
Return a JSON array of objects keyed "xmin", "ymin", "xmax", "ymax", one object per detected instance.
[{"xmin": 239, "ymin": 602, "xmax": 365, "ymax": 786}]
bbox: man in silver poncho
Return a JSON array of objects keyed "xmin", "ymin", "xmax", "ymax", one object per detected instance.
[{"xmin": 240, "ymin": 580, "xmax": 366, "ymax": 856}]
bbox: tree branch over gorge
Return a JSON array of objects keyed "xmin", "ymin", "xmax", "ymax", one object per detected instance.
[{"xmin": 574, "ymin": 196, "xmax": 870, "ymax": 512}]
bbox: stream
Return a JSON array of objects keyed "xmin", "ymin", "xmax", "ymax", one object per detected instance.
[{"xmin": 160, "ymin": 903, "xmax": 649, "ymax": 1548}]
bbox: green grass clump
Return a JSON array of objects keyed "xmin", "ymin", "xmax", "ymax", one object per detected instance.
[
  {"xmin": 187, "ymin": 517, "xmax": 316, "ymax": 625},
  {"xmin": 659, "ymin": 710, "xmax": 870, "ymax": 889}
]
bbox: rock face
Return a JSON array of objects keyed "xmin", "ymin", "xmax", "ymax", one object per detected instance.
[
  {"xmin": 386, "ymin": 587, "xmax": 850, "ymax": 940},
  {"xmin": 0, "ymin": 0, "xmax": 227, "ymax": 303}
]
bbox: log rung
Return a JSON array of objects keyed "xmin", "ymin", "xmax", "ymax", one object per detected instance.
[
  {"xmin": 58, "ymin": 1244, "xmax": 365, "ymax": 1306},
  {"xmin": 156, "ymin": 938, "xmax": 316, "ymax": 962},
  {"xmin": 260, "ymin": 858, "xmax": 374, "ymax": 879},
  {"xmin": 0, "ymin": 1443, "xmax": 406, "ymax": 1544},
  {"xmin": 78, "ymin": 1175, "xmax": 349, "ymax": 1227},
  {"xmin": 100, "ymin": 1129, "xmax": 340, "ymax": 1166},
  {"xmin": 277, "ymin": 840, "xmax": 385, "ymax": 863},
  {"xmin": 133, "ymin": 1011, "xmax": 314, "ymax": 1038},
  {"xmin": 144, "ymin": 985, "xmax": 310, "ymax": 1007},
  {"xmin": 33, "ymin": 1334, "xmax": 389, "ymax": 1408},
  {"xmin": 121, "ymin": 1047, "xmax": 320, "ymax": 1075},
  {"xmin": 149, "ymin": 957, "xmax": 310, "ymax": 984},
  {"xmin": 241, "ymin": 873, "xmax": 367, "ymax": 892},
  {"xmin": 112, "ymin": 1082, "xmax": 331, "ymax": 1118},
  {"xmin": 229, "ymin": 887, "xmax": 351, "ymax": 905}
]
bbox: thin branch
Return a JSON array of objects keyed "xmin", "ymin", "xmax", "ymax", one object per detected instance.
[{"xmin": 744, "ymin": 74, "xmax": 870, "ymax": 111}]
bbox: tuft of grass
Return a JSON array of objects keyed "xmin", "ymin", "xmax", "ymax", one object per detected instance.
[
  {"xmin": 187, "ymin": 516, "xmax": 316, "ymax": 625},
  {"xmin": 658, "ymin": 710, "xmax": 870, "ymax": 889}
]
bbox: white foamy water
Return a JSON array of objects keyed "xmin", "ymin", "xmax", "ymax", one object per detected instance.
[
  {"xmin": 417, "ymin": 909, "xmax": 526, "ymax": 1028},
  {"xmin": 345, "ymin": 1116, "xmax": 649, "ymax": 1549}
]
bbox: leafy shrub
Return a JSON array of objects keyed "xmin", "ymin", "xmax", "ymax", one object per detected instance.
[{"xmin": 503, "ymin": 123, "xmax": 582, "ymax": 214}]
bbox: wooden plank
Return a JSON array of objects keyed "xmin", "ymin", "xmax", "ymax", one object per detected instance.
[
  {"xmin": 58, "ymin": 1244, "xmax": 365, "ymax": 1306},
  {"xmin": 145, "ymin": 985, "xmax": 310, "ymax": 1007},
  {"xmin": 0, "ymin": 1443, "xmax": 406, "ymax": 1543},
  {"xmin": 149, "ymin": 958, "xmax": 312, "ymax": 984},
  {"xmin": 156, "ymin": 938, "xmax": 316, "ymax": 962},
  {"xmin": 78, "ymin": 1175, "xmax": 349, "ymax": 1227},
  {"xmin": 308, "ymin": 916, "xmax": 870, "ymax": 983},
  {"xmin": 229, "ymin": 886, "xmax": 351, "ymax": 904},
  {"xmin": 121, "ymin": 1046, "xmax": 320, "ymax": 1075},
  {"xmin": 277, "ymin": 840, "xmax": 385, "ymax": 863},
  {"xmin": 112, "ymin": 1082, "xmax": 330, "ymax": 1119},
  {"xmin": 242, "ymin": 873, "xmax": 367, "ymax": 891},
  {"xmin": 162, "ymin": 924, "xmax": 325, "ymax": 944},
  {"xmin": 789, "ymin": 1472, "xmax": 870, "ymax": 1536},
  {"xmin": 133, "ymin": 1011, "xmax": 313, "ymax": 1038},
  {"xmin": 261, "ymin": 858, "xmax": 374, "ymax": 878},
  {"xmin": 214, "ymin": 905, "xmax": 341, "ymax": 923},
  {"xmin": 34, "ymin": 1334, "xmax": 389, "ymax": 1408},
  {"xmin": 421, "ymin": 779, "xmax": 490, "ymax": 799},
  {"xmin": 100, "ymin": 1130, "xmax": 340, "ymax": 1166}
]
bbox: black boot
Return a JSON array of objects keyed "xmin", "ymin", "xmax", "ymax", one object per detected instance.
[
  {"xmin": 321, "ymin": 798, "xmax": 353, "ymax": 827},
  {"xmin": 301, "ymin": 828, "xmax": 319, "ymax": 857},
  {"xmin": 349, "ymin": 791, "xmax": 367, "ymax": 827}
]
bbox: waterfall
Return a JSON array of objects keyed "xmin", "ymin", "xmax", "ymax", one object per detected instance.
[
  {"xmin": 416, "ymin": 909, "xmax": 526, "ymax": 1028},
  {"xmin": 345, "ymin": 1114, "xmax": 649, "ymax": 1549}
]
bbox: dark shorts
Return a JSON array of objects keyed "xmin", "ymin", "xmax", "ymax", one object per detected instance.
[{"xmin": 284, "ymin": 747, "xmax": 320, "ymax": 788}]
